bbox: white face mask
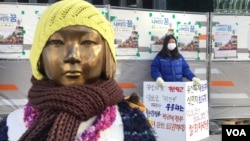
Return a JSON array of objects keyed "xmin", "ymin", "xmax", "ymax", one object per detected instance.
[{"xmin": 167, "ymin": 43, "xmax": 176, "ymax": 51}]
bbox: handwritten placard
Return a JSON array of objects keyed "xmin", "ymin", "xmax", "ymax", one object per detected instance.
[{"xmin": 143, "ymin": 81, "xmax": 209, "ymax": 141}]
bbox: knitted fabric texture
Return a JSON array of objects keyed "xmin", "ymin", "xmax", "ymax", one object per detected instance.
[
  {"xmin": 19, "ymin": 77, "xmax": 124, "ymax": 141},
  {"xmin": 30, "ymin": 0, "xmax": 115, "ymax": 80},
  {"xmin": 0, "ymin": 117, "xmax": 8, "ymax": 141},
  {"xmin": 0, "ymin": 101, "xmax": 157, "ymax": 141},
  {"xmin": 118, "ymin": 101, "xmax": 156, "ymax": 141},
  {"xmin": 24, "ymin": 104, "xmax": 117, "ymax": 141}
]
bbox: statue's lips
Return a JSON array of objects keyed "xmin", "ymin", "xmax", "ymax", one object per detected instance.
[{"xmin": 65, "ymin": 71, "xmax": 82, "ymax": 77}]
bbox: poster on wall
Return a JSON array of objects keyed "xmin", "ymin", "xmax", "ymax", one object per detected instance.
[
  {"xmin": 178, "ymin": 24, "xmax": 200, "ymax": 52},
  {"xmin": 174, "ymin": 14, "xmax": 207, "ymax": 60},
  {"xmin": 109, "ymin": 9, "xmax": 139, "ymax": 59},
  {"xmin": 212, "ymin": 15, "xmax": 250, "ymax": 60},
  {"xmin": 145, "ymin": 12, "xmax": 208, "ymax": 60},
  {"xmin": 143, "ymin": 81, "xmax": 209, "ymax": 141},
  {"xmin": 213, "ymin": 24, "xmax": 237, "ymax": 58},
  {"xmin": 149, "ymin": 15, "xmax": 174, "ymax": 52},
  {"xmin": 142, "ymin": 12, "xmax": 208, "ymax": 60},
  {"xmin": 0, "ymin": 13, "xmax": 23, "ymax": 53},
  {"xmin": 0, "ymin": 4, "xmax": 49, "ymax": 59},
  {"xmin": 109, "ymin": 8, "xmax": 208, "ymax": 60}
]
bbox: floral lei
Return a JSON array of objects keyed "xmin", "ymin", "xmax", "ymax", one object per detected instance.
[{"xmin": 23, "ymin": 103, "xmax": 116, "ymax": 141}]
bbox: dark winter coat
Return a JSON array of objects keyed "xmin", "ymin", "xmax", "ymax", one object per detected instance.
[{"xmin": 151, "ymin": 54, "xmax": 195, "ymax": 81}]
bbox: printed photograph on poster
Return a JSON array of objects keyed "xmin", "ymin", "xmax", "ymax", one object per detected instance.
[
  {"xmin": 177, "ymin": 23, "xmax": 203, "ymax": 59},
  {"xmin": 213, "ymin": 24, "xmax": 237, "ymax": 58},
  {"xmin": 112, "ymin": 17, "xmax": 138, "ymax": 56},
  {"xmin": 0, "ymin": 13, "xmax": 23, "ymax": 53},
  {"xmin": 178, "ymin": 24, "xmax": 199, "ymax": 52}
]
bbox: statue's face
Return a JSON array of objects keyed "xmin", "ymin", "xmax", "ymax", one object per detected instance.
[{"xmin": 41, "ymin": 25, "xmax": 104, "ymax": 86}]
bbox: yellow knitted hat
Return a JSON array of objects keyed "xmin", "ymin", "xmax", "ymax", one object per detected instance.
[{"xmin": 30, "ymin": 0, "xmax": 115, "ymax": 80}]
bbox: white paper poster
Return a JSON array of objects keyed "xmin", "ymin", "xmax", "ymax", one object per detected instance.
[
  {"xmin": 0, "ymin": 12, "xmax": 23, "ymax": 53},
  {"xmin": 110, "ymin": 9, "xmax": 139, "ymax": 57},
  {"xmin": 214, "ymin": 24, "xmax": 237, "ymax": 58},
  {"xmin": 143, "ymin": 81, "xmax": 209, "ymax": 141}
]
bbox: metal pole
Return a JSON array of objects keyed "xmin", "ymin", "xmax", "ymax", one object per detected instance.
[
  {"xmin": 206, "ymin": 12, "xmax": 212, "ymax": 105},
  {"xmin": 153, "ymin": 0, "xmax": 160, "ymax": 10},
  {"xmin": 103, "ymin": 0, "xmax": 110, "ymax": 5},
  {"xmin": 120, "ymin": 0, "xmax": 126, "ymax": 7},
  {"xmin": 160, "ymin": 0, "xmax": 166, "ymax": 10},
  {"xmin": 29, "ymin": 0, "xmax": 37, "ymax": 3},
  {"xmin": 137, "ymin": 0, "xmax": 142, "ymax": 8}
]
